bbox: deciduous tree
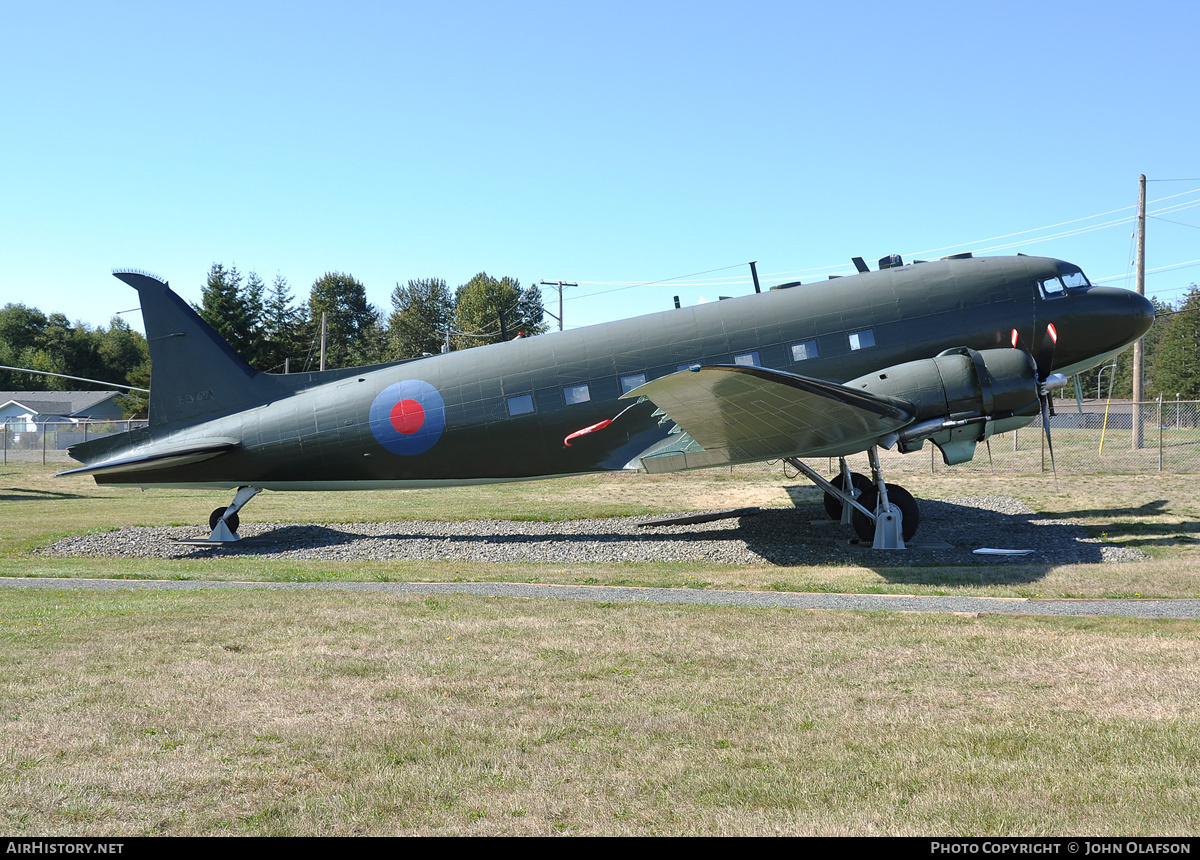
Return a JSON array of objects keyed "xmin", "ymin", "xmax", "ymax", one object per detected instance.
[{"xmin": 452, "ymin": 273, "xmax": 546, "ymax": 350}]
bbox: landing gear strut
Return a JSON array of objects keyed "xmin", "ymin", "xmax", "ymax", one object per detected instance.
[
  {"xmin": 822, "ymin": 464, "xmax": 872, "ymax": 523},
  {"xmin": 788, "ymin": 451, "xmax": 919, "ymax": 549},
  {"xmin": 205, "ymin": 486, "xmax": 261, "ymax": 542}
]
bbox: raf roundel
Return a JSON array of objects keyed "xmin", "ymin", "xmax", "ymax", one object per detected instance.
[{"xmin": 369, "ymin": 380, "xmax": 446, "ymax": 456}]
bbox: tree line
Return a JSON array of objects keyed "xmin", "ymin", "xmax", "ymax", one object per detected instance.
[
  {"xmin": 193, "ymin": 264, "xmax": 547, "ymax": 372},
  {"xmin": 1, "ymin": 264, "xmax": 548, "ymax": 417},
  {"xmin": 0, "ymin": 304, "xmax": 151, "ymax": 416}
]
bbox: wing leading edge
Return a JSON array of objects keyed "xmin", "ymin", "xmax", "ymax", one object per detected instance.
[{"xmin": 621, "ymin": 365, "xmax": 915, "ymax": 473}]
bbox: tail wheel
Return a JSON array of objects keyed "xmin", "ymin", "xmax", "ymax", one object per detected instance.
[
  {"xmin": 209, "ymin": 507, "xmax": 239, "ymax": 533},
  {"xmin": 823, "ymin": 471, "xmax": 872, "ymax": 520},
  {"xmin": 851, "ymin": 483, "xmax": 920, "ymax": 542}
]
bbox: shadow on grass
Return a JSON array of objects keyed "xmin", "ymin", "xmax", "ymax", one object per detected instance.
[
  {"xmin": 163, "ymin": 499, "xmax": 1105, "ymax": 585},
  {"xmin": 0, "ymin": 487, "xmax": 91, "ymax": 501},
  {"xmin": 1042, "ymin": 499, "xmax": 1200, "ymax": 547},
  {"xmin": 1050, "ymin": 499, "xmax": 1171, "ymax": 519}
]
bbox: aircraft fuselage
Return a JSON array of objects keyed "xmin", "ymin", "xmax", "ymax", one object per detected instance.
[{"xmin": 74, "ymin": 254, "xmax": 1154, "ymax": 490}]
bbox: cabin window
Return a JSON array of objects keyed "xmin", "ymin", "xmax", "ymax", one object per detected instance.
[
  {"xmin": 791, "ymin": 340, "xmax": 819, "ymax": 362},
  {"xmin": 564, "ymin": 384, "xmax": 591, "ymax": 405},
  {"xmin": 733, "ymin": 351, "xmax": 761, "ymax": 367},
  {"xmin": 1039, "ymin": 276, "xmax": 1066, "ymax": 299},
  {"xmin": 848, "ymin": 329, "xmax": 876, "ymax": 350},
  {"xmin": 1061, "ymin": 271, "xmax": 1089, "ymax": 291},
  {"xmin": 506, "ymin": 394, "xmax": 534, "ymax": 416},
  {"xmin": 620, "ymin": 373, "xmax": 647, "ymax": 394}
]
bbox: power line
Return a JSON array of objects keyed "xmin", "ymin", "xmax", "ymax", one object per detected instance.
[
  {"xmin": 539, "ymin": 280, "xmax": 577, "ymax": 331},
  {"xmin": 0, "ymin": 365, "xmax": 149, "ymax": 392},
  {"xmin": 553, "ymin": 187, "xmax": 1200, "ymax": 310},
  {"xmin": 567, "ymin": 263, "xmax": 749, "ymax": 302},
  {"xmin": 1150, "ymin": 216, "xmax": 1200, "ymax": 230}
]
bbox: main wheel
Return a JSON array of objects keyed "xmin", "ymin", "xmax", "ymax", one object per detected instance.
[
  {"xmin": 209, "ymin": 507, "xmax": 239, "ymax": 533},
  {"xmin": 850, "ymin": 483, "xmax": 920, "ymax": 542},
  {"xmin": 823, "ymin": 471, "xmax": 872, "ymax": 520}
]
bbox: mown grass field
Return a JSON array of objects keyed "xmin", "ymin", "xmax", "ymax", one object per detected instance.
[
  {"xmin": 4, "ymin": 463, "xmax": 1199, "ymax": 599},
  {"xmin": 2, "ymin": 462, "xmax": 1199, "ymax": 835}
]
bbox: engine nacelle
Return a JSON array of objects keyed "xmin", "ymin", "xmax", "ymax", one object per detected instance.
[{"xmin": 847, "ymin": 347, "xmax": 1041, "ymax": 465}]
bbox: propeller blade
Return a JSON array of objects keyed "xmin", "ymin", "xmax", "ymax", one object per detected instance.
[
  {"xmin": 1039, "ymin": 393, "xmax": 1058, "ymax": 483},
  {"xmin": 1035, "ymin": 322, "xmax": 1058, "ymax": 380},
  {"xmin": 1016, "ymin": 323, "xmax": 1059, "ymax": 483}
]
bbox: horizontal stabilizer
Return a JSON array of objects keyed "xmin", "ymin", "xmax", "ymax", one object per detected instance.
[
  {"xmin": 57, "ymin": 438, "xmax": 239, "ymax": 477},
  {"xmin": 622, "ymin": 364, "xmax": 915, "ymax": 463}
]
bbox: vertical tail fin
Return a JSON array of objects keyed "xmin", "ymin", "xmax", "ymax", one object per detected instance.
[{"xmin": 114, "ymin": 269, "xmax": 283, "ymax": 427}]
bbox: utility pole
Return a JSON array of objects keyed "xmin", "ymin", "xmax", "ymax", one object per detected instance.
[
  {"xmin": 540, "ymin": 280, "xmax": 577, "ymax": 331},
  {"xmin": 1133, "ymin": 174, "xmax": 1146, "ymax": 449},
  {"xmin": 320, "ymin": 311, "xmax": 327, "ymax": 372}
]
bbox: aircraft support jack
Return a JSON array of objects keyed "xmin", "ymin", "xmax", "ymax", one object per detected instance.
[
  {"xmin": 206, "ymin": 486, "xmax": 261, "ymax": 542},
  {"xmin": 864, "ymin": 448, "xmax": 904, "ymax": 550}
]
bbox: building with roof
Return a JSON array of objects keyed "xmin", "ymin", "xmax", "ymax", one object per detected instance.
[{"xmin": 0, "ymin": 390, "xmax": 125, "ymax": 434}]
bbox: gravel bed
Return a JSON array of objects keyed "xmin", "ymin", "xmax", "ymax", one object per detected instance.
[{"xmin": 35, "ymin": 496, "xmax": 1145, "ymax": 566}]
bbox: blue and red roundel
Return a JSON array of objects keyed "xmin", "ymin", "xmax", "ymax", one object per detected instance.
[{"xmin": 369, "ymin": 380, "xmax": 446, "ymax": 456}]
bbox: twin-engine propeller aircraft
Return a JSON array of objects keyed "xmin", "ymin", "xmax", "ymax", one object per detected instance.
[{"xmin": 63, "ymin": 253, "xmax": 1154, "ymax": 548}]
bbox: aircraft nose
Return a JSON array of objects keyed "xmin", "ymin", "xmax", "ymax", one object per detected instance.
[
  {"xmin": 1080, "ymin": 286, "xmax": 1156, "ymax": 347},
  {"xmin": 1131, "ymin": 289, "xmax": 1156, "ymax": 337}
]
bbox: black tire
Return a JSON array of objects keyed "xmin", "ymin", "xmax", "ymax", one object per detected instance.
[
  {"xmin": 209, "ymin": 507, "xmax": 239, "ymax": 534},
  {"xmin": 823, "ymin": 471, "xmax": 872, "ymax": 520},
  {"xmin": 851, "ymin": 488, "xmax": 878, "ymax": 542},
  {"xmin": 850, "ymin": 483, "xmax": 920, "ymax": 542},
  {"xmin": 886, "ymin": 484, "xmax": 920, "ymax": 540}
]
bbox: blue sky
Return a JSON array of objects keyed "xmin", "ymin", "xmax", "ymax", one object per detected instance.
[{"xmin": 3, "ymin": 1, "xmax": 1197, "ymax": 336}]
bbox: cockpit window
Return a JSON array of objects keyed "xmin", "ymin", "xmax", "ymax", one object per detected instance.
[
  {"xmin": 1061, "ymin": 271, "xmax": 1089, "ymax": 290},
  {"xmin": 1039, "ymin": 276, "xmax": 1066, "ymax": 298},
  {"xmin": 1039, "ymin": 265, "xmax": 1091, "ymax": 300},
  {"xmin": 1057, "ymin": 264, "xmax": 1091, "ymax": 293}
]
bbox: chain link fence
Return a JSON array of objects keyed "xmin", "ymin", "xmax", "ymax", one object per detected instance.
[
  {"xmin": 2, "ymin": 419, "xmax": 148, "ymax": 465},
  {"xmin": 778, "ymin": 399, "xmax": 1200, "ymax": 476},
  {"xmin": 7, "ymin": 401, "xmax": 1200, "ymax": 473}
]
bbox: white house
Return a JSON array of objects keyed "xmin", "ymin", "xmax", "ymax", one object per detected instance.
[{"xmin": 0, "ymin": 390, "xmax": 126, "ymax": 435}]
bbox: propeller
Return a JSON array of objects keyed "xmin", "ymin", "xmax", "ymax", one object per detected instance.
[{"xmin": 1012, "ymin": 324, "xmax": 1068, "ymax": 481}]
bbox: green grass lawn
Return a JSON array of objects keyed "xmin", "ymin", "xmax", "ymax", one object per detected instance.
[
  {"xmin": 3, "ymin": 586, "xmax": 1198, "ymax": 835},
  {"xmin": 3, "ymin": 463, "xmax": 1199, "ymax": 599},
  {"xmin": 3, "ymin": 462, "xmax": 1200, "ymax": 835}
]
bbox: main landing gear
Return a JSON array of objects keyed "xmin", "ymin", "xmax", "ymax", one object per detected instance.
[
  {"xmin": 204, "ymin": 486, "xmax": 261, "ymax": 542},
  {"xmin": 786, "ymin": 449, "xmax": 919, "ymax": 549}
]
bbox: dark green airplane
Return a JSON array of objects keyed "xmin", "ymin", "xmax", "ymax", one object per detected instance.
[{"xmin": 62, "ymin": 253, "xmax": 1154, "ymax": 548}]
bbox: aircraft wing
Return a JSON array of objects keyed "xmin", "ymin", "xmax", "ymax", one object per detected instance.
[{"xmin": 621, "ymin": 365, "xmax": 915, "ymax": 472}]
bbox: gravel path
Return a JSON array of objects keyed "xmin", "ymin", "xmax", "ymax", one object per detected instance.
[
  {"xmin": 2, "ymin": 578, "xmax": 1195, "ymax": 619},
  {"xmin": 34, "ymin": 496, "xmax": 1145, "ymax": 566}
]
